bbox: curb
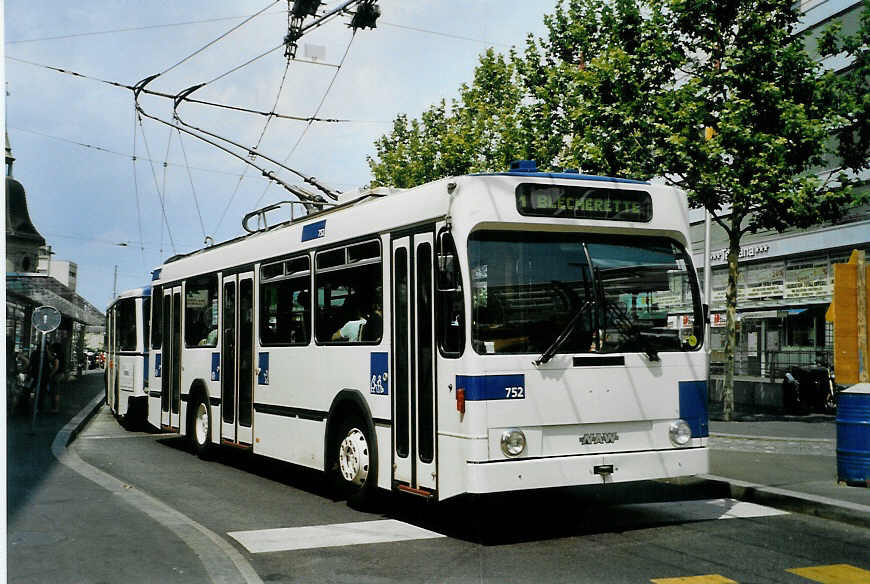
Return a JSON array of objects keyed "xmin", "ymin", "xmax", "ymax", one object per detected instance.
[
  {"xmin": 52, "ymin": 393, "xmax": 105, "ymax": 455},
  {"xmin": 709, "ymin": 432, "xmax": 834, "ymax": 444},
  {"xmin": 701, "ymin": 474, "xmax": 870, "ymax": 529}
]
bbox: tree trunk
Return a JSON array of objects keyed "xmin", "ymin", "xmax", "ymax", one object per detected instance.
[{"xmin": 722, "ymin": 227, "xmax": 741, "ymax": 421}]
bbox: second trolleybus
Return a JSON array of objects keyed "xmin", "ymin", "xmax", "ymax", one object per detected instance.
[
  {"xmin": 105, "ymin": 286, "xmax": 151, "ymax": 426},
  {"xmin": 144, "ymin": 160, "xmax": 709, "ymax": 503}
]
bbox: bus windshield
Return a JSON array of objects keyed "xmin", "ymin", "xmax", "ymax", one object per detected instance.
[{"xmin": 469, "ymin": 231, "xmax": 703, "ymax": 357}]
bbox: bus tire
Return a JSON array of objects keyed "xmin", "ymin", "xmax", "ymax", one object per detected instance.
[
  {"xmin": 331, "ymin": 413, "xmax": 378, "ymax": 508},
  {"xmin": 190, "ymin": 396, "xmax": 213, "ymax": 459}
]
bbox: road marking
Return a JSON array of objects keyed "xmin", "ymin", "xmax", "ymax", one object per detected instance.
[
  {"xmin": 228, "ymin": 519, "xmax": 446, "ymax": 553},
  {"xmin": 54, "ymin": 397, "xmax": 264, "ymax": 584},
  {"xmin": 621, "ymin": 498, "xmax": 788, "ymax": 522},
  {"xmin": 651, "ymin": 575, "xmax": 737, "ymax": 583},
  {"xmin": 788, "ymin": 564, "xmax": 870, "ymax": 583}
]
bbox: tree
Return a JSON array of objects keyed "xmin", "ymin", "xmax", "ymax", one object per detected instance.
[
  {"xmin": 529, "ymin": 0, "xmax": 869, "ymax": 419},
  {"xmin": 368, "ymin": 49, "xmax": 530, "ymax": 187},
  {"xmin": 369, "ymin": 0, "xmax": 870, "ymax": 420}
]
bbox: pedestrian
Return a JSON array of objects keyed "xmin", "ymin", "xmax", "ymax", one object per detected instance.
[{"xmin": 45, "ymin": 343, "xmax": 65, "ymax": 414}]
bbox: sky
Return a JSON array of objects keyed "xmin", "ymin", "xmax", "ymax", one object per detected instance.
[{"xmin": 4, "ymin": 0, "xmax": 557, "ymax": 312}]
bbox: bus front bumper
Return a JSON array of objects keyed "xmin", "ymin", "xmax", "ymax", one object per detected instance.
[{"xmin": 465, "ymin": 447, "xmax": 709, "ymax": 494}]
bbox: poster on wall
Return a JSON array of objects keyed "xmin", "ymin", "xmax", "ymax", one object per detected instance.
[{"xmin": 784, "ymin": 260, "xmax": 831, "ymax": 299}]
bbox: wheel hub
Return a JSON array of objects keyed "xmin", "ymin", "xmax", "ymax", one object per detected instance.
[
  {"xmin": 195, "ymin": 402, "xmax": 209, "ymax": 445},
  {"xmin": 338, "ymin": 428, "xmax": 369, "ymax": 486}
]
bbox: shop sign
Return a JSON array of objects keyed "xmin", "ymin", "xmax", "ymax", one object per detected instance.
[
  {"xmin": 709, "ymin": 244, "xmax": 771, "ymax": 263},
  {"xmin": 738, "ymin": 310, "xmax": 778, "ymax": 320}
]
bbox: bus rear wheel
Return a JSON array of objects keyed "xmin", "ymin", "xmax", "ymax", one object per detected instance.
[
  {"xmin": 332, "ymin": 415, "xmax": 377, "ymax": 508},
  {"xmin": 190, "ymin": 397, "xmax": 213, "ymax": 459}
]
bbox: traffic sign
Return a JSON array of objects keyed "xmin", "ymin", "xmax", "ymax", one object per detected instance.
[{"xmin": 32, "ymin": 305, "xmax": 61, "ymax": 333}]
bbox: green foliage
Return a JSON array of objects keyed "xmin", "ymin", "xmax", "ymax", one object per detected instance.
[{"xmin": 367, "ymin": 49, "xmax": 530, "ymax": 188}]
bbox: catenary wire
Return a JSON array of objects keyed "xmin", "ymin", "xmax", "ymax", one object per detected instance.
[
  {"xmin": 175, "ymin": 127, "xmax": 208, "ymax": 242},
  {"xmin": 213, "ymin": 59, "xmax": 293, "ymax": 235},
  {"xmin": 136, "ymin": 113, "xmax": 177, "ymax": 254},
  {"xmin": 158, "ymin": 0, "xmax": 280, "ymax": 76},
  {"xmin": 252, "ymin": 32, "xmax": 356, "ymax": 211},
  {"xmin": 6, "ymin": 56, "xmax": 386, "ymax": 123},
  {"xmin": 130, "ymin": 105, "xmax": 147, "ymax": 267},
  {"xmin": 159, "ymin": 126, "xmax": 175, "ymax": 257},
  {"xmin": 9, "ymin": 14, "xmax": 509, "ymax": 49},
  {"xmin": 7, "ymin": 125, "xmax": 290, "ymax": 178},
  {"xmin": 7, "ymin": 10, "xmax": 285, "ymax": 44}
]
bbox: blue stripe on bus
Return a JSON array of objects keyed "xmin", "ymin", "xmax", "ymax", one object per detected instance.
[
  {"xmin": 456, "ymin": 374, "xmax": 525, "ymax": 401},
  {"xmin": 211, "ymin": 352, "xmax": 220, "ymax": 382},
  {"xmin": 679, "ymin": 380, "xmax": 709, "ymax": 437},
  {"xmin": 301, "ymin": 220, "xmax": 327, "ymax": 242},
  {"xmin": 478, "ymin": 171, "xmax": 650, "ymax": 185}
]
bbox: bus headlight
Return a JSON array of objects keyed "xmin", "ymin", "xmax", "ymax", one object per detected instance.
[
  {"xmin": 669, "ymin": 419, "xmax": 692, "ymax": 447},
  {"xmin": 500, "ymin": 429, "xmax": 526, "ymax": 457}
]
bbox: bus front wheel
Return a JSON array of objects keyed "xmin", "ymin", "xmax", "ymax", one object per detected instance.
[{"xmin": 332, "ymin": 414, "xmax": 377, "ymax": 507}]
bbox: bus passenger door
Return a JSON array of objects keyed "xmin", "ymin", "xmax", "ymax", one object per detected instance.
[
  {"xmin": 161, "ymin": 286, "xmax": 182, "ymax": 430},
  {"xmin": 391, "ymin": 231, "xmax": 437, "ymax": 493},
  {"xmin": 108, "ymin": 308, "xmax": 116, "ymax": 412},
  {"xmin": 220, "ymin": 273, "xmax": 255, "ymax": 446}
]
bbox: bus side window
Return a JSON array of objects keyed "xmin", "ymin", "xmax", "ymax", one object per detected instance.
[
  {"xmin": 315, "ymin": 241, "xmax": 382, "ymax": 344},
  {"xmin": 436, "ymin": 230, "xmax": 465, "ymax": 357},
  {"xmin": 259, "ymin": 255, "xmax": 311, "ymax": 347}
]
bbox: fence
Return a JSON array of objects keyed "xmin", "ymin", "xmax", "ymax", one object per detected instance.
[{"xmin": 710, "ymin": 348, "xmax": 833, "ymax": 381}]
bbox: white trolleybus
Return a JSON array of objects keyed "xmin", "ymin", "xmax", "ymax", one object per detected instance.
[
  {"xmin": 106, "ymin": 286, "xmax": 151, "ymax": 426},
  {"xmin": 145, "ymin": 160, "xmax": 708, "ymax": 504}
]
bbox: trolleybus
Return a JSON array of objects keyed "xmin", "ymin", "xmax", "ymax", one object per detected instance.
[
  {"xmin": 145, "ymin": 160, "xmax": 709, "ymax": 503},
  {"xmin": 106, "ymin": 286, "xmax": 151, "ymax": 426}
]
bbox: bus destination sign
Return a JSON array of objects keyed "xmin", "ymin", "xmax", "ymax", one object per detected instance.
[{"xmin": 516, "ymin": 184, "xmax": 652, "ymax": 222}]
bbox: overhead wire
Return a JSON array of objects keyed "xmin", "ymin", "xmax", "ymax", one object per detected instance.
[
  {"xmin": 175, "ymin": 127, "xmax": 208, "ymax": 243},
  {"xmin": 252, "ymin": 32, "xmax": 357, "ymax": 210},
  {"xmin": 9, "ymin": 14, "xmax": 509, "ymax": 50},
  {"xmin": 135, "ymin": 113, "xmax": 177, "ymax": 254},
  {"xmin": 7, "ymin": 10, "xmax": 286, "ymax": 44},
  {"xmin": 6, "ymin": 56, "xmax": 387, "ymax": 124},
  {"xmin": 213, "ymin": 59, "xmax": 293, "ymax": 236},
  {"xmin": 159, "ymin": 126, "xmax": 176, "ymax": 257},
  {"xmin": 130, "ymin": 106, "xmax": 147, "ymax": 268},
  {"xmin": 7, "ymin": 125, "xmax": 287, "ymax": 178},
  {"xmin": 157, "ymin": 0, "xmax": 280, "ymax": 76}
]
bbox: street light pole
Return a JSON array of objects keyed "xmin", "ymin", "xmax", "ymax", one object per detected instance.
[{"xmin": 113, "ymin": 264, "xmax": 118, "ymax": 298}]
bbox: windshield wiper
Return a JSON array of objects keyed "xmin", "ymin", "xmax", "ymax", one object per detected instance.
[
  {"xmin": 603, "ymin": 300, "xmax": 660, "ymax": 361},
  {"xmin": 534, "ymin": 284, "xmax": 593, "ymax": 366}
]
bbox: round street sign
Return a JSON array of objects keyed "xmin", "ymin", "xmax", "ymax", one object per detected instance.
[{"xmin": 32, "ymin": 305, "xmax": 62, "ymax": 333}]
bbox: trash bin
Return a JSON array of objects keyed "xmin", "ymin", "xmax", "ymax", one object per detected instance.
[{"xmin": 836, "ymin": 383, "xmax": 870, "ymax": 487}]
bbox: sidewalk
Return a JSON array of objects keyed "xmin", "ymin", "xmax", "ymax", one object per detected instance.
[
  {"xmin": 705, "ymin": 416, "xmax": 870, "ymax": 528},
  {"xmin": 6, "ymin": 371, "xmax": 209, "ymax": 584}
]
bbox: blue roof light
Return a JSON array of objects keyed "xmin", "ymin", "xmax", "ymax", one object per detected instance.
[{"xmin": 509, "ymin": 160, "xmax": 538, "ymax": 172}]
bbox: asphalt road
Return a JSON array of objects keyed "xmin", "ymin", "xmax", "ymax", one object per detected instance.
[{"xmin": 58, "ymin": 406, "xmax": 870, "ymax": 584}]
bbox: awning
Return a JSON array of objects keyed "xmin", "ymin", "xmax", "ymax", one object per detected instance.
[{"xmin": 6, "ymin": 274, "xmax": 104, "ymax": 325}]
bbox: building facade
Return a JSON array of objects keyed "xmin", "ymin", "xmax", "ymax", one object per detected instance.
[{"xmin": 5, "ymin": 135, "xmax": 104, "ymax": 380}]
